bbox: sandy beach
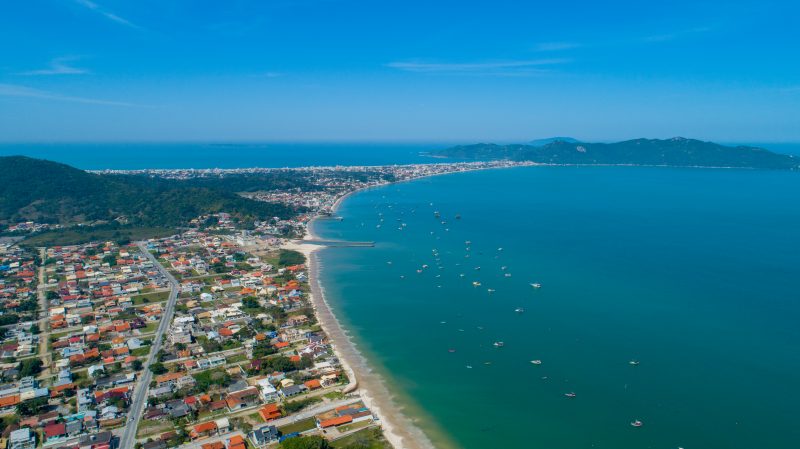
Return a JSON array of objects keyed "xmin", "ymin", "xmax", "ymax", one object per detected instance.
[{"xmin": 282, "ymin": 198, "xmax": 439, "ymax": 449}]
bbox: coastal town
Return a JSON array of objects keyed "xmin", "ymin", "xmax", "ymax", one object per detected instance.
[{"xmin": 0, "ymin": 160, "xmax": 529, "ymax": 449}]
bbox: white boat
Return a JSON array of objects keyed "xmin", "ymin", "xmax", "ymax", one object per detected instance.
[
  {"xmin": 515, "ymin": 307, "xmax": 524, "ymax": 313},
  {"xmin": 530, "ymin": 359, "xmax": 542, "ymax": 365},
  {"xmin": 487, "ymin": 288, "xmax": 495, "ymax": 293},
  {"xmin": 472, "ymin": 281, "xmax": 481, "ymax": 287},
  {"xmin": 630, "ymin": 420, "xmax": 643, "ymax": 427},
  {"xmin": 530, "ymin": 283, "xmax": 542, "ymax": 288},
  {"xmin": 629, "ymin": 360, "xmax": 640, "ymax": 366},
  {"xmin": 493, "ymin": 341, "xmax": 504, "ymax": 348},
  {"xmin": 505, "ymin": 273, "xmax": 512, "ymax": 277},
  {"xmin": 564, "ymin": 392, "xmax": 576, "ymax": 398}
]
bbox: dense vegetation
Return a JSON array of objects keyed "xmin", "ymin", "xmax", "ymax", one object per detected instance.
[
  {"xmin": 0, "ymin": 156, "xmax": 306, "ymax": 228},
  {"xmin": 436, "ymin": 137, "xmax": 799, "ymax": 169}
]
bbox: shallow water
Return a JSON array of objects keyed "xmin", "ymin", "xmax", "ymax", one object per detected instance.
[{"xmin": 315, "ymin": 165, "xmax": 800, "ymax": 449}]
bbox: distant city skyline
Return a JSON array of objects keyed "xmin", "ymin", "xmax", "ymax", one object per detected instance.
[{"xmin": 1, "ymin": 0, "xmax": 799, "ymax": 142}]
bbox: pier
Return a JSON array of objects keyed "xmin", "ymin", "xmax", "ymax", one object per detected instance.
[{"xmin": 300, "ymin": 239, "xmax": 375, "ymax": 247}]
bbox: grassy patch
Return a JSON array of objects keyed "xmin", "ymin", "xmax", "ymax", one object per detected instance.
[
  {"xmin": 278, "ymin": 417, "xmax": 317, "ymax": 435},
  {"xmin": 331, "ymin": 427, "xmax": 388, "ymax": 449},
  {"xmin": 323, "ymin": 391, "xmax": 345, "ymax": 401},
  {"xmin": 131, "ymin": 347, "xmax": 151, "ymax": 357},
  {"xmin": 133, "ymin": 290, "xmax": 170, "ymax": 305}
]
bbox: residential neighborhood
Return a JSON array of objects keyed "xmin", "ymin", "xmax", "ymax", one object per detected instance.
[{"xmin": 0, "ymin": 222, "xmax": 386, "ymax": 449}]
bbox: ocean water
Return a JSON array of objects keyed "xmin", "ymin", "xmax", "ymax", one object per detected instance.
[
  {"xmin": 0, "ymin": 142, "xmax": 797, "ymax": 170},
  {"xmin": 0, "ymin": 143, "xmax": 454, "ymax": 170},
  {"xmin": 314, "ymin": 166, "xmax": 800, "ymax": 449}
]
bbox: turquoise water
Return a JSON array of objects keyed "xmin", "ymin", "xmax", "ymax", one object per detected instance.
[{"xmin": 314, "ymin": 166, "xmax": 800, "ymax": 449}]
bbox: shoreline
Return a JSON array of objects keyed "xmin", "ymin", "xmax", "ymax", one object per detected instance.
[
  {"xmin": 281, "ymin": 170, "xmax": 490, "ymax": 449},
  {"xmin": 280, "ymin": 164, "xmax": 531, "ymax": 449},
  {"xmin": 282, "ymin": 240, "xmax": 439, "ymax": 449}
]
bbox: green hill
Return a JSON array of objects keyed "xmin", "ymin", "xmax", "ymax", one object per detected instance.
[
  {"xmin": 436, "ymin": 137, "xmax": 799, "ymax": 169},
  {"xmin": 0, "ymin": 156, "xmax": 302, "ymax": 227}
]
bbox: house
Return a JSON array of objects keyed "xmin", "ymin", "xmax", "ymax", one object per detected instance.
[
  {"xmin": 191, "ymin": 421, "xmax": 218, "ymax": 439},
  {"xmin": 200, "ymin": 442, "xmax": 224, "ymax": 449},
  {"xmin": 318, "ymin": 415, "xmax": 352, "ymax": 429},
  {"xmin": 225, "ymin": 387, "xmax": 260, "ymax": 411},
  {"xmin": 8, "ymin": 428, "xmax": 36, "ymax": 449},
  {"xmin": 256, "ymin": 378, "xmax": 278, "ymax": 403},
  {"xmin": 280, "ymin": 384, "xmax": 307, "ymax": 398},
  {"xmin": 79, "ymin": 430, "xmax": 113, "ymax": 449},
  {"xmin": 0, "ymin": 394, "xmax": 20, "ymax": 413},
  {"xmin": 248, "ymin": 425, "xmax": 279, "ymax": 448},
  {"xmin": 303, "ymin": 379, "xmax": 322, "ymax": 390},
  {"xmin": 286, "ymin": 314, "xmax": 309, "ymax": 327},
  {"xmin": 227, "ymin": 435, "xmax": 247, "ymax": 449},
  {"xmin": 43, "ymin": 422, "xmax": 67, "ymax": 443},
  {"xmin": 258, "ymin": 403, "xmax": 281, "ymax": 422}
]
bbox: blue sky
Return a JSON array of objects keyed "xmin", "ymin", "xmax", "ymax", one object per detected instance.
[{"xmin": 1, "ymin": 0, "xmax": 799, "ymax": 143}]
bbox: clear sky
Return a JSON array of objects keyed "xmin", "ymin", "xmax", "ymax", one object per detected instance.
[{"xmin": 1, "ymin": 0, "xmax": 799, "ymax": 143}]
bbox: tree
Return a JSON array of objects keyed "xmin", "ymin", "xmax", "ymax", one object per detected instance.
[
  {"xmin": 281, "ymin": 436, "xmax": 330, "ymax": 449},
  {"xmin": 132, "ymin": 360, "xmax": 143, "ymax": 371},
  {"xmin": 102, "ymin": 254, "xmax": 117, "ymax": 266},
  {"xmin": 149, "ymin": 362, "xmax": 167, "ymax": 375},
  {"xmin": 18, "ymin": 358, "xmax": 43, "ymax": 377},
  {"xmin": 278, "ymin": 249, "xmax": 306, "ymax": 267},
  {"xmin": 18, "ymin": 397, "xmax": 49, "ymax": 416}
]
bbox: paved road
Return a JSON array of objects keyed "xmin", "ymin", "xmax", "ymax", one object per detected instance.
[
  {"xmin": 36, "ymin": 248, "xmax": 52, "ymax": 380},
  {"xmin": 119, "ymin": 243, "xmax": 180, "ymax": 449}
]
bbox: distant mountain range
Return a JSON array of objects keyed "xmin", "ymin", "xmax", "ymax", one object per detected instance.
[
  {"xmin": 436, "ymin": 137, "xmax": 799, "ymax": 170},
  {"xmin": 0, "ymin": 156, "xmax": 302, "ymax": 227}
]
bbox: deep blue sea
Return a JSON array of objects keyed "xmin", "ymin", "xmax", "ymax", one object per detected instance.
[{"xmin": 314, "ymin": 165, "xmax": 800, "ymax": 449}]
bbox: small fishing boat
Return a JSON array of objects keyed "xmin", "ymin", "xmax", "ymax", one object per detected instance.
[
  {"xmin": 630, "ymin": 420, "xmax": 643, "ymax": 427},
  {"xmin": 530, "ymin": 359, "xmax": 542, "ymax": 365},
  {"xmin": 448, "ymin": 349, "xmax": 456, "ymax": 353},
  {"xmin": 629, "ymin": 360, "xmax": 640, "ymax": 366},
  {"xmin": 465, "ymin": 241, "xmax": 471, "ymax": 245},
  {"xmin": 487, "ymin": 288, "xmax": 495, "ymax": 293},
  {"xmin": 472, "ymin": 281, "xmax": 481, "ymax": 287},
  {"xmin": 493, "ymin": 341, "xmax": 504, "ymax": 348},
  {"xmin": 515, "ymin": 307, "xmax": 524, "ymax": 313},
  {"xmin": 530, "ymin": 283, "xmax": 542, "ymax": 288},
  {"xmin": 564, "ymin": 392, "xmax": 576, "ymax": 398},
  {"xmin": 501, "ymin": 266, "xmax": 508, "ymax": 270},
  {"xmin": 505, "ymin": 273, "xmax": 512, "ymax": 277},
  {"xmin": 475, "ymin": 266, "xmax": 481, "ymax": 270},
  {"xmin": 497, "ymin": 247, "xmax": 503, "ymax": 251},
  {"xmin": 416, "ymin": 269, "xmax": 423, "ymax": 274}
]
